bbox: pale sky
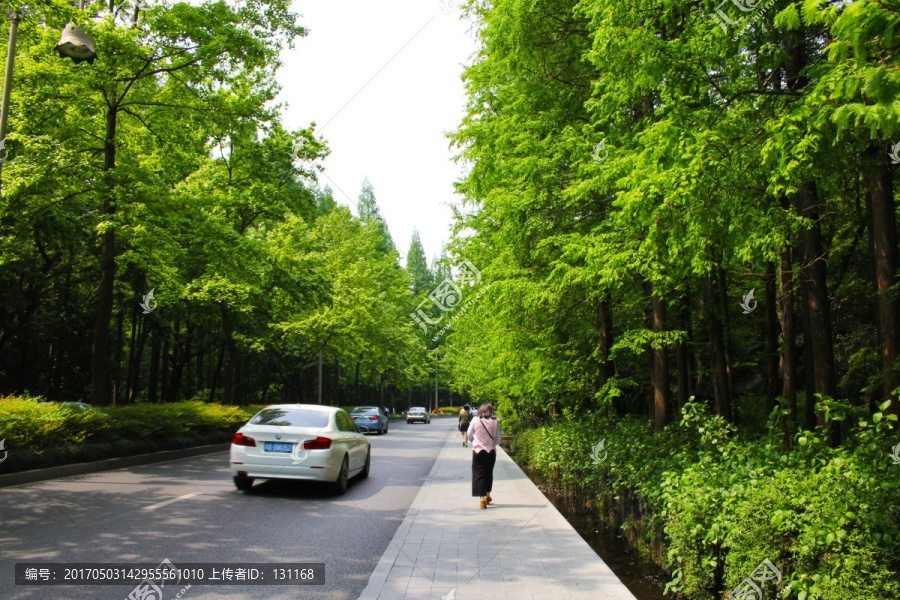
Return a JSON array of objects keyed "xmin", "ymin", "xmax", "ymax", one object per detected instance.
[{"xmin": 277, "ymin": 0, "xmax": 480, "ymax": 266}]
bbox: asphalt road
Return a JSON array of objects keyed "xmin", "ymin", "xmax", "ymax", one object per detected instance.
[{"xmin": 0, "ymin": 416, "xmax": 458, "ymax": 600}]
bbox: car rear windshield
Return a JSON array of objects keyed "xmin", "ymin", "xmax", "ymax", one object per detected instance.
[
  {"xmin": 250, "ymin": 408, "xmax": 330, "ymax": 428},
  {"xmin": 351, "ymin": 407, "xmax": 378, "ymax": 414},
  {"xmin": 410, "ymin": 407, "xmax": 426, "ymax": 412}
]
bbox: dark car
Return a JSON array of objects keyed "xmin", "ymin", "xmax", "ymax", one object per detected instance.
[{"xmin": 349, "ymin": 406, "xmax": 389, "ymax": 435}]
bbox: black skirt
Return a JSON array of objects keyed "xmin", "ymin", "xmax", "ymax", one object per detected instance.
[
  {"xmin": 459, "ymin": 421, "xmax": 469, "ymax": 432},
  {"xmin": 471, "ymin": 449, "xmax": 496, "ymax": 497}
]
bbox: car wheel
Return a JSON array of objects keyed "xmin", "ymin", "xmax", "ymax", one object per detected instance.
[
  {"xmin": 407, "ymin": 420, "xmax": 412, "ymax": 424},
  {"xmin": 233, "ymin": 475, "xmax": 254, "ymax": 491},
  {"xmin": 360, "ymin": 448, "xmax": 370, "ymax": 478},
  {"xmin": 332, "ymin": 456, "xmax": 349, "ymax": 495},
  {"xmin": 384, "ymin": 422, "xmax": 388, "ymax": 434}
]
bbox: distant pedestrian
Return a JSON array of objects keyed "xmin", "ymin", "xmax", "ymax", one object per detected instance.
[
  {"xmin": 458, "ymin": 404, "xmax": 472, "ymax": 447},
  {"xmin": 467, "ymin": 402, "xmax": 500, "ymax": 509}
]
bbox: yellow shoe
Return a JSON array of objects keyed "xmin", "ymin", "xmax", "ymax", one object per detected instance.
[
  {"xmin": 485, "ymin": 493, "xmax": 492, "ymax": 505},
  {"xmin": 479, "ymin": 497, "xmax": 487, "ymax": 509}
]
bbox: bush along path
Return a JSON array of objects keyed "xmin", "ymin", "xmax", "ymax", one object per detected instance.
[
  {"xmin": 0, "ymin": 396, "xmax": 261, "ymax": 475},
  {"xmin": 512, "ymin": 400, "xmax": 900, "ymax": 600}
]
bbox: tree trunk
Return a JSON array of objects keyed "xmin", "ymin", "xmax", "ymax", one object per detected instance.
[
  {"xmin": 221, "ymin": 306, "xmax": 236, "ymax": 405},
  {"xmin": 209, "ymin": 342, "xmax": 224, "ymax": 404},
  {"xmin": 133, "ymin": 314, "xmax": 149, "ymax": 402},
  {"xmin": 169, "ymin": 319, "xmax": 182, "ymax": 402},
  {"xmin": 779, "ymin": 247, "xmax": 797, "ymax": 449},
  {"xmin": 195, "ymin": 330, "xmax": 204, "ymax": 392},
  {"xmin": 798, "ymin": 181, "xmax": 839, "ymax": 445},
  {"xmin": 90, "ymin": 104, "xmax": 119, "ymax": 406},
  {"xmin": 799, "ymin": 278, "xmax": 817, "ymax": 431},
  {"xmin": 185, "ymin": 318, "xmax": 193, "ymax": 400},
  {"xmin": 676, "ymin": 294, "xmax": 692, "ymax": 414},
  {"xmin": 647, "ymin": 283, "xmax": 671, "ymax": 431},
  {"xmin": 764, "ymin": 262, "xmax": 779, "ymax": 417},
  {"xmin": 333, "ymin": 359, "xmax": 339, "ymax": 405},
  {"xmin": 354, "ymin": 354, "xmax": 361, "ymax": 404},
  {"xmin": 149, "ymin": 329, "xmax": 160, "ymax": 403},
  {"xmin": 704, "ymin": 273, "xmax": 732, "ymax": 421},
  {"xmin": 125, "ymin": 300, "xmax": 138, "ymax": 404},
  {"xmin": 113, "ymin": 292, "xmax": 124, "ymax": 406},
  {"xmin": 716, "ymin": 265, "xmax": 735, "ymax": 400},
  {"xmin": 598, "ymin": 295, "xmax": 614, "ymax": 389},
  {"xmin": 864, "ymin": 142, "xmax": 900, "ymax": 425}
]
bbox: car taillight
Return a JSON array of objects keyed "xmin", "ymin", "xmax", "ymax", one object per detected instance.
[
  {"xmin": 369, "ymin": 416, "xmax": 378, "ymax": 421},
  {"xmin": 302, "ymin": 437, "xmax": 332, "ymax": 450},
  {"xmin": 233, "ymin": 432, "xmax": 256, "ymax": 447}
]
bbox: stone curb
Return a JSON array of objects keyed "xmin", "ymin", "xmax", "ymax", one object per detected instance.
[{"xmin": 0, "ymin": 442, "xmax": 231, "ymax": 488}]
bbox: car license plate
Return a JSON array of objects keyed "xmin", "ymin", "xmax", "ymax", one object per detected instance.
[{"xmin": 264, "ymin": 442, "xmax": 293, "ymax": 453}]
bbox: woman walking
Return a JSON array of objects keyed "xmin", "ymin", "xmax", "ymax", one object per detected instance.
[
  {"xmin": 459, "ymin": 404, "xmax": 472, "ymax": 447},
  {"xmin": 467, "ymin": 402, "xmax": 500, "ymax": 509}
]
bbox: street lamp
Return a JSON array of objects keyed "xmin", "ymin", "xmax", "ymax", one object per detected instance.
[
  {"xmin": 0, "ymin": 6, "xmax": 97, "ymax": 190},
  {"xmin": 56, "ymin": 23, "xmax": 97, "ymax": 64}
]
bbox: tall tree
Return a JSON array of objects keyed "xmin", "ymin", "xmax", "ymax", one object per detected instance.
[
  {"xmin": 407, "ymin": 229, "xmax": 434, "ymax": 296},
  {"xmin": 357, "ymin": 177, "xmax": 395, "ymax": 254}
]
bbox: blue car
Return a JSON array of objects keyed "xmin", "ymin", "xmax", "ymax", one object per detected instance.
[{"xmin": 349, "ymin": 406, "xmax": 389, "ymax": 435}]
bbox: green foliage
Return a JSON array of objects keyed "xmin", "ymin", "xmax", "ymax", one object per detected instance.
[
  {"xmin": 406, "ymin": 229, "xmax": 434, "ymax": 296},
  {"xmin": 514, "ymin": 402, "xmax": 900, "ymax": 599},
  {"xmin": 0, "ymin": 1, "xmax": 433, "ymax": 409},
  {"xmin": 0, "ymin": 396, "xmax": 255, "ymax": 449}
]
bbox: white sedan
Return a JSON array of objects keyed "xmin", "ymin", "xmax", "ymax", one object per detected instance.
[{"xmin": 230, "ymin": 404, "xmax": 370, "ymax": 494}]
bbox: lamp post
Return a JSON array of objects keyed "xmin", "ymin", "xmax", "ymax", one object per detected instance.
[
  {"xmin": 432, "ymin": 350, "xmax": 439, "ymax": 412},
  {"xmin": 0, "ymin": 8, "xmax": 22, "ymax": 189}
]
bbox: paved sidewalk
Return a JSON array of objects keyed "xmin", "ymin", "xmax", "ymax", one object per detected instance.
[{"xmin": 359, "ymin": 431, "xmax": 638, "ymax": 600}]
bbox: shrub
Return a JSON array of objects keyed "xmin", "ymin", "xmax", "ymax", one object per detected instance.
[{"xmin": 510, "ymin": 398, "xmax": 900, "ymax": 599}]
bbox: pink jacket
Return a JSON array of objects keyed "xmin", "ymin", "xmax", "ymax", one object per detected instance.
[{"xmin": 466, "ymin": 416, "xmax": 501, "ymax": 453}]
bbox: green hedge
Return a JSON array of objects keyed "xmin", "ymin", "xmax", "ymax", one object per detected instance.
[
  {"xmin": 513, "ymin": 400, "xmax": 900, "ymax": 600},
  {"xmin": 0, "ymin": 396, "xmax": 258, "ymax": 449}
]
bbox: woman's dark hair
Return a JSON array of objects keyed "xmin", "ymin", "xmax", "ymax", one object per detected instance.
[{"xmin": 477, "ymin": 403, "xmax": 496, "ymax": 419}]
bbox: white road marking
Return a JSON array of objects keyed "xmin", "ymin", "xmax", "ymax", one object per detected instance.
[{"xmin": 143, "ymin": 492, "xmax": 202, "ymax": 511}]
